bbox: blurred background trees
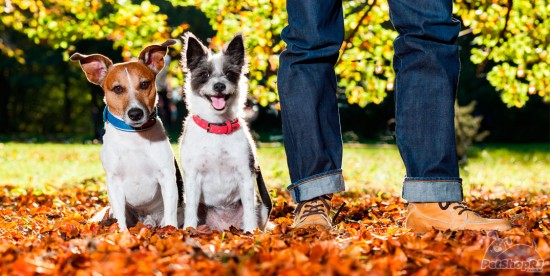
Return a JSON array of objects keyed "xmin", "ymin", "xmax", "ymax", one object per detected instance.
[{"xmin": 0, "ymin": 0, "xmax": 548, "ymax": 143}]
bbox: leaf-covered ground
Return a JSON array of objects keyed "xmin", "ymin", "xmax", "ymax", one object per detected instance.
[{"xmin": 1, "ymin": 180, "xmax": 549, "ymax": 275}]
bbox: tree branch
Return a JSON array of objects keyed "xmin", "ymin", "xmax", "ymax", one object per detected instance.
[
  {"xmin": 337, "ymin": 0, "xmax": 377, "ymax": 66},
  {"xmin": 476, "ymin": 0, "xmax": 513, "ymax": 76}
]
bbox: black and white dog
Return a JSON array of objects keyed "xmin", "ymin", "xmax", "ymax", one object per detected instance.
[{"xmin": 179, "ymin": 33, "xmax": 271, "ymax": 232}]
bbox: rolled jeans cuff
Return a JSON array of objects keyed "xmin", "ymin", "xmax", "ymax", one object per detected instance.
[
  {"xmin": 402, "ymin": 177, "xmax": 463, "ymax": 202},
  {"xmin": 287, "ymin": 169, "xmax": 345, "ymax": 203}
]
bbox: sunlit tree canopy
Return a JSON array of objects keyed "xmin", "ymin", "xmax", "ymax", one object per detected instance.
[{"xmin": 1, "ymin": 0, "xmax": 548, "ymax": 108}]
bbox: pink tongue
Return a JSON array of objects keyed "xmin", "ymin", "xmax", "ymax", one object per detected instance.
[{"xmin": 211, "ymin": 96, "xmax": 226, "ymax": 109}]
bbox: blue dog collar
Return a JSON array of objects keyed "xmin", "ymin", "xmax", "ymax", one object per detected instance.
[{"xmin": 103, "ymin": 107, "xmax": 157, "ymax": 132}]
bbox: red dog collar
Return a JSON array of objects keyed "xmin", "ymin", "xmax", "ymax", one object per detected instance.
[{"xmin": 192, "ymin": 115, "xmax": 240, "ymax": 135}]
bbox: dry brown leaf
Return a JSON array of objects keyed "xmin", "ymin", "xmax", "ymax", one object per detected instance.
[{"xmin": 0, "ymin": 185, "xmax": 549, "ymax": 275}]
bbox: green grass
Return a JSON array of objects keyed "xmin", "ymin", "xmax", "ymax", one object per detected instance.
[
  {"xmin": 461, "ymin": 144, "xmax": 550, "ymax": 194},
  {"xmin": 0, "ymin": 143, "xmax": 104, "ymax": 188},
  {"xmin": 1, "ymin": 142, "xmax": 548, "ymax": 196}
]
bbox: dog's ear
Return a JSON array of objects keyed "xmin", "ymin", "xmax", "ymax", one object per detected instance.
[
  {"xmin": 224, "ymin": 34, "xmax": 246, "ymax": 68},
  {"xmin": 182, "ymin": 32, "xmax": 208, "ymax": 72},
  {"xmin": 70, "ymin": 53, "xmax": 113, "ymax": 86},
  {"xmin": 138, "ymin": 39, "xmax": 176, "ymax": 74}
]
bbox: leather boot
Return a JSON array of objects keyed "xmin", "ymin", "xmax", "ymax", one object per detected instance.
[
  {"xmin": 292, "ymin": 195, "xmax": 332, "ymax": 229},
  {"xmin": 406, "ymin": 202, "xmax": 512, "ymax": 233}
]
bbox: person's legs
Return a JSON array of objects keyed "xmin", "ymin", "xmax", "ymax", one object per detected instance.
[
  {"xmin": 389, "ymin": 0, "xmax": 462, "ymax": 202},
  {"xmin": 388, "ymin": 0, "xmax": 510, "ymax": 232},
  {"xmin": 278, "ymin": 0, "xmax": 345, "ymax": 228}
]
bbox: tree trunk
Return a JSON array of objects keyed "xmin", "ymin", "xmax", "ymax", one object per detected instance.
[
  {"xmin": 0, "ymin": 68, "xmax": 10, "ymax": 134},
  {"xmin": 63, "ymin": 63, "xmax": 72, "ymax": 128},
  {"xmin": 91, "ymin": 86, "xmax": 103, "ymax": 141}
]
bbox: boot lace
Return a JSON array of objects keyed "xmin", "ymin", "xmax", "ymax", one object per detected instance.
[
  {"xmin": 296, "ymin": 195, "xmax": 331, "ymax": 218},
  {"xmin": 438, "ymin": 202, "xmax": 473, "ymax": 215}
]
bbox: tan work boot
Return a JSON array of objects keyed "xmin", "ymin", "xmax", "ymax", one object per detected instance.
[
  {"xmin": 405, "ymin": 202, "xmax": 512, "ymax": 233},
  {"xmin": 292, "ymin": 195, "xmax": 332, "ymax": 229}
]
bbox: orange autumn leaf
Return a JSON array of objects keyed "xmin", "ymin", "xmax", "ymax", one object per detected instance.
[{"xmin": 0, "ymin": 184, "xmax": 549, "ymax": 275}]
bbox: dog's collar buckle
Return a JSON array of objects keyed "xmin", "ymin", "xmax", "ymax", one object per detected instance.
[{"xmin": 192, "ymin": 115, "xmax": 240, "ymax": 135}]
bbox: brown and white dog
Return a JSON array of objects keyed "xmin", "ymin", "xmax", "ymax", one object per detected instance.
[
  {"xmin": 71, "ymin": 40, "xmax": 184, "ymax": 229},
  {"xmin": 179, "ymin": 33, "xmax": 272, "ymax": 232}
]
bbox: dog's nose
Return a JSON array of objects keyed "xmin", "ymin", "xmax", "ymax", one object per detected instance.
[
  {"xmin": 213, "ymin": 83, "xmax": 226, "ymax": 92},
  {"xmin": 127, "ymin": 108, "xmax": 144, "ymax": 121}
]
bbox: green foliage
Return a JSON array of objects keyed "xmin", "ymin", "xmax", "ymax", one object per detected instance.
[
  {"xmin": 0, "ymin": 0, "xmax": 187, "ymax": 62},
  {"xmin": 455, "ymin": 0, "xmax": 550, "ymax": 107},
  {"xmin": 338, "ymin": 1, "xmax": 396, "ymax": 107},
  {"xmin": 171, "ymin": 0, "xmax": 548, "ymax": 108},
  {"xmin": 1, "ymin": 0, "xmax": 547, "ymax": 108}
]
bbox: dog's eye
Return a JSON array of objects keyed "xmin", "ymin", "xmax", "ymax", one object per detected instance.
[
  {"xmin": 112, "ymin": 85, "xmax": 124, "ymax": 94},
  {"xmin": 199, "ymin": 72, "xmax": 210, "ymax": 78},
  {"xmin": 139, "ymin": 81, "xmax": 150, "ymax": 90},
  {"xmin": 225, "ymin": 71, "xmax": 239, "ymax": 80}
]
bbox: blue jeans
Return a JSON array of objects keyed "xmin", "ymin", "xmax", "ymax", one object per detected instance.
[{"xmin": 278, "ymin": 0, "xmax": 463, "ymax": 203}]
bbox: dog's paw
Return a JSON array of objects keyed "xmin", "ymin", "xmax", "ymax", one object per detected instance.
[
  {"xmin": 263, "ymin": 221, "xmax": 276, "ymax": 232},
  {"xmin": 242, "ymin": 219, "xmax": 258, "ymax": 233},
  {"xmin": 184, "ymin": 217, "xmax": 199, "ymax": 229},
  {"xmin": 242, "ymin": 225, "xmax": 258, "ymax": 233}
]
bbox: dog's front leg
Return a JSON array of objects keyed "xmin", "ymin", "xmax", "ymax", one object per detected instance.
[
  {"xmin": 183, "ymin": 172, "xmax": 200, "ymax": 229},
  {"xmin": 239, "ymin": 173, "xmax": 258, "ymax": 232},
  {"xmin": 107, "ymin": 177, "xmax": 128, "ymax": 229},
  {"xmin": 159, "ymin": 167, "xmax": 179, "ymax": 227}
]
